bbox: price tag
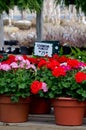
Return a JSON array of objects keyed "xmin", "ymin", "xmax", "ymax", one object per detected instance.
[{"xmin": 34, "ymin": 42, "xmax": 53, "ymax": 57}]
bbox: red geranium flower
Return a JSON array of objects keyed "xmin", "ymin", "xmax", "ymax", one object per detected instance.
[
  {"xmin": 52, "ymin": 54, "xmax": 59, "ymax": 60},
  {"xmin": 8, "ymin": 55, "xmax": 16, "ymax": 63},
  {"xmin": 0, "ymin": 55, "xmax": 3, "ymax": 59},
  {"xmin": 38, "ymin": 59, "xmax": 47, "ymax": 68},
  {"xmin": 27, "ymin": 57, "xmax": 38, "ymax": 64},
  {"xmin": 52, "ymin": 66, "xmax": 66, "ymax": 77},
  {"xmin": 75, "ymin": 72, "xmax": 86, "ymax": 83},
  {"xmin": 22, "ymin": 55, "xmax": 28, "ymax": 60},
  {"xmin": 1, "ymin": 55, "xmax": 16, "ymax": 65},
  {"xmin": 46, "ymin": 59, "xmax": 60, "ymax": 70},
  {"xmin": 67, "ymin": 59, "xmax": 80, "ymax": 69},
  {"xmin": 58, "ymin": 55, "xmax": 69, "ymax": 63},
  {"xmin": 30, "ymin": 80, "xmax": 42, "ymax": 94}
]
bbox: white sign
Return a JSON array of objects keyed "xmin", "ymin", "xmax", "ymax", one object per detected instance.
[{"xmin": 34, "ymin": 42, "xmax": 53, "ymax": 57}]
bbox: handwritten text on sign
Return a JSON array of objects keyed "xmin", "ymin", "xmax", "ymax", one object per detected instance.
[{"xmin": 34, "ymin": 42, "xmax": 53, "ymax": 57}]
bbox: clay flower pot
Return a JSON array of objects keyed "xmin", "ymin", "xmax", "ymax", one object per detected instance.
[
  {"xmin": 84, "ymin": 109, "xmax": 86, "ymax": 118},
  {"xmin": 0, "ymin": 95, "xmax": 30, "ymax": 123},
  {"xmin": 30, "ymin": 96, "xmax": 51, "ymax": 114},
  {"xmin": 52, "ymin": 97, "xmax": 85, "ymax": 126},
  {"xmin": 84, "ymin": 101, "xmax": 86, "ymax": 118}
]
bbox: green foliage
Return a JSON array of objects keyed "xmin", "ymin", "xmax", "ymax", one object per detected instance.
[
  {"xmin": 43, "ymin": 69, "xmax": 86, "ymax": 101},
  {"xmin": 65, "ymin": 47, "xmax": 86, "ymax": 62},
  {"xmin": 0, "ymin": 0, "xmax": 86, "ymax": 14},
  {"xmin": 0, "ymin": 0, "xmax": 43, "ymax": 13},
  {"xmin": 34, "ymin": 67, "xmax": 55, "ymax": 98},
  {"xmin": 55, "ymin": 0, "xmax": 86, "ymax": 14},
  {"xmin": 57, "ymin": 70, "xmax": 86, "ymax": 101},
  {"xmin": 0, "ymin": 0, "xmax": 15, "ymax": 13},
  {"xmin": 59, "ymin": 46, "xmax": 64, "ymax": 56},
  {"xmin": 35, "ymin": 67, "xmax": 86, "ymax": 101},
  {"xmin": 16, "ymin": 0, "xmax": 43, "ymax": 12},
  {"xmin": 0, "ymin": 54, "xmax": 8, "ymax": 62},
  {"xmin": 75, "ymin": 0, "xmax": 86, "ymax": 15},
  {"xmin": 0, "ymin": 68, "xmax": 35, "ymax": 102}
]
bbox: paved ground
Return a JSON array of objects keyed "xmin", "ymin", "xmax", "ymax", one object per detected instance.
[{"xmin": 0, "ymin": 115, "xmax": 86, "ymax": 130}]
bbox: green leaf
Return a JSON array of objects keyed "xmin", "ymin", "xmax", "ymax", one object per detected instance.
[{"xmin": 18, "ymin": 84, "xmax": 26, "ymax": 89}]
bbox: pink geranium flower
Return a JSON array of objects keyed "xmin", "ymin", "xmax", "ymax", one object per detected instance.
[
  {"xmin": 27, "ymin": 64, "xmax": 36, "ymax": 71},
  {"xmin": 15, "ymin": 55, "xmax": 24, "ymax": 61},
  {"xmin": 42, "ymin": 82, "xmax": 48, "ymax": 92},
  {"xmin": 1, "ymin": 64, "xmax": 11, "ymax": 71},
  {"xmin": 10, "ymin": 62, "xmax": 19, "ymax": 69}
]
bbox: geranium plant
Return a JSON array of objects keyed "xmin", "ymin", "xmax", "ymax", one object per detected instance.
[
  {"xmin": 30, "ymin": 54, "xmax": 86, "ymax": 101},
  {"xmin": 0, "ymin": 55, "xmax": 36, "ymax": 102},
  {"xmin": 51, "ymin": 58, "xmax": 86, "ymax": 101}
]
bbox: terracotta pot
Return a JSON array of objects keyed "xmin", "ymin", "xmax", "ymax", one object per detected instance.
[
  {"xmin": 52, "ymin": 97, "xmax": 85, "ymax": 126},
  {"xmin": 84, "ymin": 109, "xmax": 86, "ymax": 118},
  {"xmin": 84, "ymin": 101, "xmax": 86, "ymax": 118},
  {"xmin": 0, "ymin": 103, "xmax": 1, "ymax": 121},
  {"xmin": 30, "ymin": 96, "xmax": 51, "ymax": 114},
  {"xmin": 0, "ymin": 95, "xmax": 30, "ymax": 123}
]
